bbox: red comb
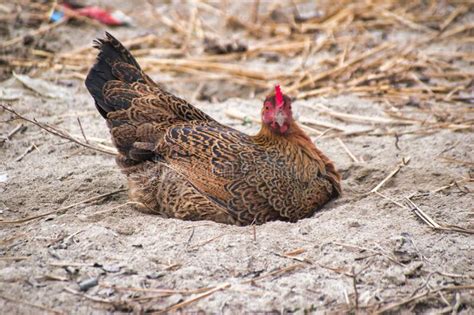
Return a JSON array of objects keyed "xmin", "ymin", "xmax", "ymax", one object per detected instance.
[{"xmin": 275, "ymin": 85, "xmax": 283, "ymax": 107}]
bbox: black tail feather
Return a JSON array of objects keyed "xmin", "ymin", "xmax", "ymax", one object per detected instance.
[{"xmin": 85, "ymin": 32, "xmax": 143, "ymax": 118}]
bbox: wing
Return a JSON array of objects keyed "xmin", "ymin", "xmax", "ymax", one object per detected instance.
[
  {"xmin": 156, "ymin": 122, "xmax": 253, "ymax": 198},
  {"xmin": 155, "ymin": 123, "xmax": 302, "ymax": 223},
  {"xmin": 156, "ymin": 122, "xmax": 339, "ymax": 223}
]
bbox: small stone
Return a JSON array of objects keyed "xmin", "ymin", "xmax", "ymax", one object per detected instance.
[
  {"xmin": 65, "ymin": 266, "xmax": 78, "ymax": 275},
  {"xmin": 122, "ymin": 268, "xmax": 137, "ymax": 275},
  {"xmin": 102, "ymin": 264, "xmax": 121, "ymax": 273},
  {"xmin": 349, "ymin": 221, "xmax": 361, "ymax": 228},
  {"xmin": 78, "ymin": 277, "xmax": 98, "ymax": 291},
  {"xmin": 384, "ymin": 266, "xmax": 406, "ymax": 285},
  {"xmin": 114, "ymin": 225, "xmax": 135, "ymax": 235},
  {"xmin": 404, "ymin": 261, "xmax": 424, "ymax": 277},
  {"xmin": 146, "ymin": 271, "xmax": 165, "ymax": 279}
]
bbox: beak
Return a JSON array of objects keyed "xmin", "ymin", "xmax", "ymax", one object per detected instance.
[{"xmin": 274, "ymin": 109, "xmax": 286, "ymax": 127}]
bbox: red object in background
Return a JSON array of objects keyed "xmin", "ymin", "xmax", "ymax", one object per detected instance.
[
  {"xmin": 75, "ymin": 6, "xmax": 123, "ymax": 26},
  {"xmin": 56, "ymin": 2, "xmax": 133, "ymax": 26}
]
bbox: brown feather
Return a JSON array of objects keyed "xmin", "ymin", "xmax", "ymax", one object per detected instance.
[{"xmin": 85, "ymin": 32, "xmax": 341, "ymax": 225}]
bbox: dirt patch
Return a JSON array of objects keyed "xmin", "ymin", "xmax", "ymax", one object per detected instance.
[{"xmin": 1, "ymin": 1, "xmax": 473, "ymax": 314}]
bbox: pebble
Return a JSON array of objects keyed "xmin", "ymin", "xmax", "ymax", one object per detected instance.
[{"xmin": 78, "ymin": 277, "xmax": 98, "ymax": 291}]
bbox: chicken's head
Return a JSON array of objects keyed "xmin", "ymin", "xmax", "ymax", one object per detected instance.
[{"xmin": 262, "ymin": 85, "xmax": 292, "ymax": 134}]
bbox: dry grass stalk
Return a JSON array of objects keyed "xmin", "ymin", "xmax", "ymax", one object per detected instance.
[
  {"xmin": 431, "ymin": 178, "xmax": 472, "ymax": 193},
  {"xmin": 3, "ymin": 1, "xmax": 472, "ymax": 113},
  {"xmin": 189, "ymin": 233, "xmax": 226, "ymax": 249},
  {"xmin": 0, "ymin": 256, "xmax": 28, "ymax": 261},
  {"xmin": 101, "ymin": 283, "xmax": 212, "ymax": 296},
  {"xmin": 274, "ymin": 251, "xmax": 312, "ymax": 264},
  {"xmin": 438, "ymin": 156, "xmax": 474, "ymax": 166},
  {"xmin": 0, "ymin": 188, "xmax": 126, "ymax": 224},
  {"xmin": 332, "ymin": 241, "xmax": 403, "ymax": 266},
  {"xmin": 152, "ymin": 283, "xmax": 231, "ymax": 314},
  {"xmin": 404, "ymin": 198, "xmax": 442, "ymax": 229},
  {"xmin": 374, "ymin": 284, "xmax": 474, "ymax": 314},
  {"xmin": 3, "ymin": 123, "xmax": 25, "ymax": 141},
  {"xmin": 63, "ymin": 287, "xmax": 124, "ymax": 307},
  {"xmin": 1, "ymin": 104, "xmax": 117, "ymax": 155},
  {"xmin": 14, "ymin": 143, "xmax": 36, "ymax": 162},
  {"xmin": 0, "ymin": 19, "xmax": 66, "ymax": 49},
  {"xmin": 0, "ymin": 294, "xmax": 64, "ymax": 315},
  {"xmin": 440, "ymin": 5, "xmax": 468, "ymax": 30},
  {"xmin": 370, "ymin": 157, "xmax": 411, "ymax": 193},
  {"xmin": 375, "ymin": 192, "xmax": 474, "ymax": 235},
  {"xmin": 284, "ymin": 248, "xmax": 306, "ymax": 256},
  {"xmin": 336, "ymin": 137, "xmax": 360, "ymax": 163},
  {"xmin": 242, "ymin": 263, "xmax": 304, "ymax": 284}
]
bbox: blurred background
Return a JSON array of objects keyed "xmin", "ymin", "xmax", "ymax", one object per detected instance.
[{"xmin": 1, "ymin": 0, "xmax": 473, "ymax": 105}]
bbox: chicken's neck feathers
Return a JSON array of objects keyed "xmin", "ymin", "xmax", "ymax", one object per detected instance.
[{"xmin": 253, "ymin": 119, "xmax": 341, "ymax": 194}]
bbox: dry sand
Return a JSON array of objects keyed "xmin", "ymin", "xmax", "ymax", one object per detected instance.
[{"xmin": 1, "ymin": 87, "xmax": 473, "ymax": 314}]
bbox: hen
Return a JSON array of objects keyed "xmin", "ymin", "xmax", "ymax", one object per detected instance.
[{"xmin": 85, "ymin": 33, "xmax": 341, "ymax": 225}]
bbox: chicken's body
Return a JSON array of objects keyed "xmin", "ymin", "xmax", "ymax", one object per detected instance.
[{"xmin": 85, "ymin": 33, "xmax": 341, "ymax": 225}]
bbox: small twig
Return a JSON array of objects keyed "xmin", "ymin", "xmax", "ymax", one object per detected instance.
[
  {"xmin": 273, "ymin": 251, "xmax": 313, "ymax": 264},
  {"xmin": 14, "ymin": 144, "xmax": 36, "ymax": 162},
  {"xmin": 431, "ymin": 178, "xmax": 471, "ymax": 193},
  {"xmin": 63, "ymin": 287, "xmax": 117, "ymax": 305},
  {"xmin": 336, "ymin": 137, "xmax": 359, "ymax": 163},
  {"xmin": 0, "ymin": 188, "xmax": 126, "ymax": 224},
  {"xmin": 375, "ymin": 192, "xmax": 474, "ymax": 235},
  {"xmin": 0, "ymin": 18, "xmax": 67, "ymax": 49},
  {"xmin": 410, "ymin": 272, "xmax": 436, "ymax": 297},
  {"xmin": 101, "ymin": 283, "xmax": 211, "ymax": 296},
  {"xmin": 317, "ymin": 263, "xmax": 353, "ymax": 277},
  {"xmin": 285, "ymin": 248, "xmax": 306, "ymax": 256},
  {"xmin": 374, "ymin": 285, "xmax": 474, "ymax": 314},
  {"xmin": 85, "ymin": 202, "xmax": 134, "ymax": 219},
  {"xmin": 351, "ymin": 266, "xmax": 359, "ymax": 310},
  {"xmin": 404, "ymin": 198, "xmax": 441, "ymax": 229},
  {"xmin": 42, "ymin": 274, "xmax": 69, "ymax": 282},
  {"xmin": 1, "ymin": 105, "xmax": 116, "ymax": 155},
  {"xmin": 185, "ymin": 227, "xmax": 195, "ymax": 249},
  {"xmin": 343, "ymin": 288, "xmax": 351, "ymax": 307},
  {"xmin": 242, "ymin": 263, "xmax": 304, "ymax": 284},
  {"xmin": 0, "ymin": 256, "xmax": 29, "ymax": 261},
  {"xmin": 369, "ymin": 157, "xmax": 411, "ymax": 193},
  {"xmin": 63, "ymin": 229, "xmax": 85, "ymax": 245},
  {"xmin": 438, "ymin": 156, "xmax": 474, "ymax": 166},
  {"xmin": 48, "ymin": 262, "xmax": 95, "ymax": 267},
  {"xmin": 332, "ymin": 241, "xmax": 403, "ymax": 266},
  {"xmin": 0, "ymin": 294, "xmax": 64, "ymax": 315},
  {"xmin": 381, "ymin": 10, "xmax": 435, "ymax": 34},
  {"xmin": 440, "ymin": 5, "xmax": 468, "ymax": 31},
  {"xmin": 5, "ymin": 123, "xmax": 25, "ymax": 141},
  {"xmin": 76, "ymin": 117, "xmax": 89, "ymax": 144},
  {"xmin": 151, "ymin": 283, "xmax": 231, "ymax": 314},
  {"xmin": 251, "ymin": 0, "xmax": 260, "ymax": 23},
  {"xmin": 189, "ymin": 233, "xmax": 225, "ymax": 250}
]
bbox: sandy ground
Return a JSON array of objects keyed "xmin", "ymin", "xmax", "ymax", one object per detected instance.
[{"xmin": 1, "ymin": 1, "xmax": 474, "ymax": 314}]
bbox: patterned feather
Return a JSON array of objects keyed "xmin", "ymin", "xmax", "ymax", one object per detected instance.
[{"xmin": 85, "ymin": 32, "xmax": 341, "ymax": 225}]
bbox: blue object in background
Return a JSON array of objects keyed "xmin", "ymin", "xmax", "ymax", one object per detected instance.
[{"xmin": 50, "ymin": 10, "xmax": 65, "ymax": 23}]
